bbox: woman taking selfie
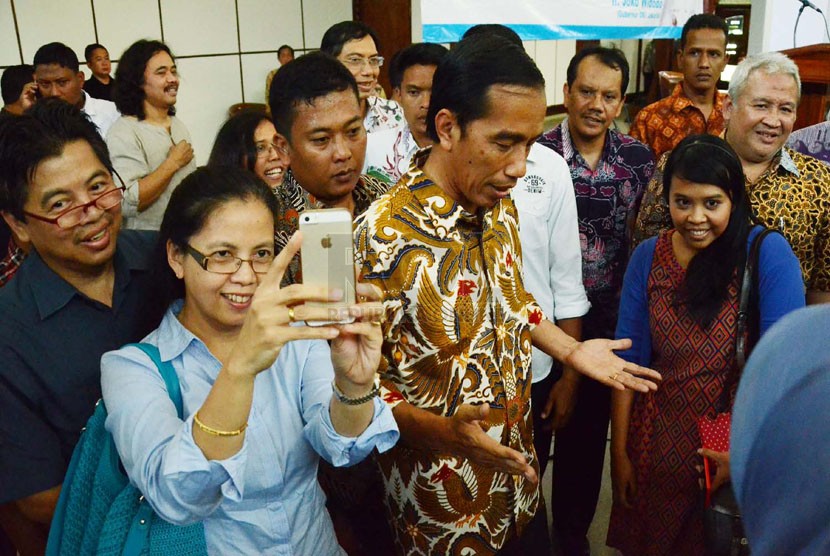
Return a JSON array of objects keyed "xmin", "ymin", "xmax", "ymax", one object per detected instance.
[
  {"xmin": 606, "ymin": 135, "xmax": 804, "ymax": 555},
  {"xmin": 101, "ymin": 166, "xmax": 397, "ymax": 554}
]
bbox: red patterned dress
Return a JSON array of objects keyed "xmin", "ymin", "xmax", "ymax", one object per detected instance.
[{"xmin": 607, "ymin": 230, "xmax": 739, "ymax": 556}]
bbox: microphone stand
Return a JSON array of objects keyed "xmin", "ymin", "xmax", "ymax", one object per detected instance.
[
  {"xmin": 793, "ymin": 0, "xmax": 830, "ymax": 48},
  {"xmin": 794, "ymin": 3, "xmax": 807, "ymax": 48}
]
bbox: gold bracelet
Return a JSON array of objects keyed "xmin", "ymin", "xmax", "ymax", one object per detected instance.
[{"xmin": 192, "ymin": 411, "xmax": 247, "ymax": 437}]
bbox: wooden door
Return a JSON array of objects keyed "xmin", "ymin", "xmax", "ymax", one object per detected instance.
[{"xmin": 353, "ymin": 0, "xmax": 413, "ymax": 96}]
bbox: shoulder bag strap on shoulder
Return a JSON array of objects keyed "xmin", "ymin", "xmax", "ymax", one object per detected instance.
[
  {"xmin": 126, "ymin": 343, "xmax": 184, "ymax": 419},
  {"xmin": 119, "ymin": 343, "xmax": 187, "ymax": 556},
  {"xmin": 735, "ymin": 228, "xmax": 776, "ymax": 371}
]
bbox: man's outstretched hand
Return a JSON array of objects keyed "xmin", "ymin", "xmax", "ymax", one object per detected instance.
[{"xmin": 565, "ymin": 338, "xmax": 661, "ymax": 392}]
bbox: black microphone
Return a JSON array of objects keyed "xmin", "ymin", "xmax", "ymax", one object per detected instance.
[{"xmin": 796, "ymin": 0, "xmax": 822, "ymax": 12}]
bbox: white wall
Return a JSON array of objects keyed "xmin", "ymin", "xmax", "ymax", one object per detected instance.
[
  {"xmin": 749, "ymin": 0, "xmax": 830, "ymax": 53},
  {"xmin": 1, "ymin": 0, "xmax": 352, "ymax": 164}
]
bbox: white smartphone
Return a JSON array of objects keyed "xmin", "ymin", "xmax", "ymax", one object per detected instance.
[{"xmin": 299, "ymin": 208, "xmax": 356, "ymax": 326}]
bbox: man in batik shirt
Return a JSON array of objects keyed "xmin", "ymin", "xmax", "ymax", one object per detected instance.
[
  {"xmin": 630, "ymin": 14, "xmax": 729, "ymax": 159},
  {"xmin": 268, "ymin": 52, "xmax": 389, "ymax": 286},
  {"xmin": 355, "ymin": 35, "xmax": 660, "ymax": 556},
  {"xmin": 538, "ymin": 46, "xmax": 654, "ymax": 556},
  {"xmin": 633, "ymin": 52, "xmax": 830, "ymax": 305}
]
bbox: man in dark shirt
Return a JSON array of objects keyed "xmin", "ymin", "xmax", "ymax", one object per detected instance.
[
  {"xmin": 0, "ymin": 99, "xmax": 161, "ymax": 553},
  {"xmin": 538, "ymin": 46, "xmax": 655, "ymax": 556},
  {"xmin": 83, "ymin": 43, "xmax": 115, "ymax": 101}
]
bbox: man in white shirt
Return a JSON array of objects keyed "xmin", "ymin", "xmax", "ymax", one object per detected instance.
[
  {"xmin": 363, "ymin": 42, "xmax": 447, "ymax": 184},
  {"xmin": 33, "ymin": 42, "xmax": 119, "ymax": 138}
]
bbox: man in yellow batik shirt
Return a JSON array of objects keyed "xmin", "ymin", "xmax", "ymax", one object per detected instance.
[{"xmin": 354, "ymin": 34, "xmax": 661, "ymax": 555}]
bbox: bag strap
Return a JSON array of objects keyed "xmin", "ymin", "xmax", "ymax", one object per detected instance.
[
  {"xmin": 734, "ymin": 228, "xmax": 775, "ymax": 371},
  {"xmin": 126, "ymin": 342, "xmax": 184, "ymax": 419},
  {"xmin": 120, "ymin": 343, "xmax": 184, "ymax": 556}
]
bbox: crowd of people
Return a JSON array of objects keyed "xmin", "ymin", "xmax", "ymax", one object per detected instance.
[{"xmin": 0, "ymin": 11, "xmax": 828, "ymax": 556}]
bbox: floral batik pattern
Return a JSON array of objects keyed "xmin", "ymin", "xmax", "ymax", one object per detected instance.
[
  {"xmin": 539, "ymin": 120, "xmax": 654, "ymax": 337},
  {"xmin": 354, "ymin": 150, "xmax": 545, "ymax": 555},
  {"xmin": 272, "ymin": 169, "xmax": 389, "ymax": 285}
]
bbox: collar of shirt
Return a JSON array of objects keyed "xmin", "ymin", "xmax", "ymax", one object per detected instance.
[
  {"xmin": 559, "ymin": 118, "xmax": 620, "ymax": 175},
  {"xmin": 154, "ymin": 299, "xmax": 204, "ymax": 362},
  {"xmin": 282, "ymin": 169, "xmax": 387, "ymax": 215},
  {"xmin": 406, "ymin": 147, "xmax": 494, "ymax": 232},
  {"xmin": 27, "ymin": 232, "xmax": 150, "ymax": 320},
  {"xmin": 749, "ymin": 148, "xmax": 800, "ymax": 184},
  {"xmin": 668, "ymin": 83, "xmax": 726, "ymax": 115},
  {"xmin": 719, "ymin": 130, "xmax": 801, "ymax": 182},
  {"xmin": 400, "ymin": 125, "xmax": 420, "ymax": 160},
  {"xmin": 779, "ymin": 147, "xmax": 800, "ymax": 177}
]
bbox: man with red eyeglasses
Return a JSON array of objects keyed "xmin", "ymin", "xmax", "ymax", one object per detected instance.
[{"xmin": 0, "ymin": 99, "xmax": 162, "ymax": 554}]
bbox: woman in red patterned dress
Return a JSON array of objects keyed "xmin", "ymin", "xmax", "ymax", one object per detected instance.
[{"xmin": 606, "ymin": 135, "xmax": 805, "ymax": 555}]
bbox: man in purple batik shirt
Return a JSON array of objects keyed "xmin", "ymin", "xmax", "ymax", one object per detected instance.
[{"xmin": 537, "ymin": 46, "xmax": 654, "ymax": 556}]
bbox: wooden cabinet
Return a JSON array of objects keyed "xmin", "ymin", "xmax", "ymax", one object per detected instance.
[{"xmin": 780, "ymin": 43, "xmax": 830, "ymax": 130}]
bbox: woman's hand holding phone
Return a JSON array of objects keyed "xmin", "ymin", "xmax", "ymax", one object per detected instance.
[
  {"xmin": 329, "ymin": 281, "xmax": 385, "ymax": 398},
  {"xmin": 224, "ymin": 232, "xmax": 344, "ymax": 379}
]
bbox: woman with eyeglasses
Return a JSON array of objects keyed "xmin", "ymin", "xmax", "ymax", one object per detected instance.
[
  {"xmin": 208, "ymin": 110, "xmax": 289, "ymax": 191},
  {"xmin": 606, "ymin": 135, "xmax": 805, "ymax": 556},
  {"xmin": 100, "ymin": 166, "xmax": 398, "ymax": 555}
]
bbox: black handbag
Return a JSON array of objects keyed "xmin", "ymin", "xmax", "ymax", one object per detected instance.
[{"xmin": 702, "ymin": 228, "xmax": 776, "ymax": 556}]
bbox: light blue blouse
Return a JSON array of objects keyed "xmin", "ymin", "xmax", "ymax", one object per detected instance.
[{"xmin": 101, "ymin": 301, "xmax": 399, "ymax": 555}]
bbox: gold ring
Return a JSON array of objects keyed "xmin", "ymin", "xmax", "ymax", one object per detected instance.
[
  {"xmin": 287, "ymin": 307, "xmax": 296, "ymax": 322},
  {"xmin": 370, "ymin": 320, "xmax": 382, "ymax": 327},
  {"xmin": 611, "ymin": 371, "xmax": 621, "ymax": 382}
]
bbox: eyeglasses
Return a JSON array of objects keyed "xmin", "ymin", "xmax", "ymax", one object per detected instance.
[
  {"xmin": 23, "ymin": 174, "xmax": 126, "ymax": 229},
  {"xmin": 341, "ymin": 55, "xmax": 384, "ymax": 69},
  {"xmin": 254, "ymin": 141, "xmax": 283, "ymax": 159},
  {"xmin": 185, "ymin": 244, "xmax": 275, "ymax": 274}
]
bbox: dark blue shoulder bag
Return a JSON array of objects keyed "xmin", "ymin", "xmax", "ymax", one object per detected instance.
[{"xmin": 46, "ymin": 343, "xmax": 208, "ymax": 556}]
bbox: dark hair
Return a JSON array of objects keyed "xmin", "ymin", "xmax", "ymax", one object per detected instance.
[
  {"xmin": 155, "ymin": 166, "xmax": 280, "ymax": 307},
  {"xmin": 680, "ymin": 13, "xmax": 728, "ymax": 49},
  {"xmin": 277, "ymin": 44, "xmax": 294, "ymax": 57},
  {"xmin": 389, "ymin": 43, "xmax": 448, "ymax": 89},
  {"xmin": 33, "ymin": 42, "xmax": 80, "ymax": 73},
  {"xmin": 84, "ymin": 43, "xmax": 108, "ymax": 63},
  {"xmin": 662, "ymin": 134, "xmax": 752, "ymax": 328},
  {"xmin": 114, "ymin": 39, "xmax": 175, "ymax": 119},
  {"xmin": 320, "ymin": 21, "xmax": 380, "ymax": 57},
  {"xmin": 1, "ymin": 64, "xmax": 34, "ymax": 105},
  {"xmin": 566, "ymin": 46, "xmax": 630, "ymax": 97},
  {"xmin": 0, "ymin": 98, "xmax": 112, "ymax": 219},
  {"xmin": 462, "ymin": 24, "xmax": 523, "ymax": 47},
  {"xmin": 208, "ymin": 110, "xmax": 271, "ymax": 173},
  {"xmin": 269, "ymin": 51, "xmax": 359, "ymax": 141},
  {"xmin": 427, "ymin": 34, "xmax": 544, "ymax": 142}
]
